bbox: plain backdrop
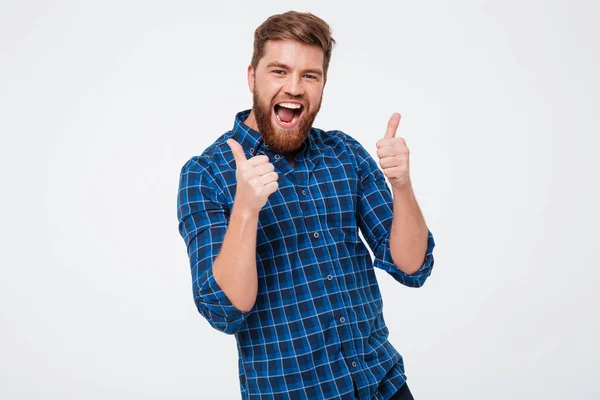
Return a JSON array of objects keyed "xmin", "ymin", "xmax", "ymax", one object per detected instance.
[{"xmin": 1, "ymin": 1, "xmax": 599, "ymax": 399}]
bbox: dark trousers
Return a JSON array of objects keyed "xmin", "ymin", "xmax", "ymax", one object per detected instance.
[{"xmin": 389, "ymin": 383, "xmax": 414, "ymax": 400}]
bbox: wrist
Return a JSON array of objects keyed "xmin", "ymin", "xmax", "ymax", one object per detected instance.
[
  {"xmin": 231, "ymin": 201, "xmax": 260, "ymax": 220},
  {"xmin": 391, "ymin": 178, "xmax": 413, "ymax": 196}
]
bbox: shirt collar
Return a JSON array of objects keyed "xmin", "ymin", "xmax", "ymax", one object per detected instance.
[{"xmin": 230, "ymin": 110, "xmax": 265, "ymax": 157}]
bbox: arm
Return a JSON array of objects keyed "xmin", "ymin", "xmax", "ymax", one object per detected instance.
[
  {"xmin": 177, "ymin": 158, "xmax": 253, "ymax": 334},
  {"xmin": 348, "ymin": 133, "xmax": 435, "ymax": 288},
  {"xmin": 215, "ymin": 138, "xmax": 279, "ymax": 311},
  {"xmin": 389, "ymin": 181, "xmax": 430, "ymax": 275},
  {"xmin": 212, "ymin": 204, "xmax": 259, "ymax": 313},
  {"xmin": 176, "ymin": 140, "xmax": 278, "ymax": 334},
  {"xmin": 375, "ymin": 113, "xmax": 435, "ymax": 280}
]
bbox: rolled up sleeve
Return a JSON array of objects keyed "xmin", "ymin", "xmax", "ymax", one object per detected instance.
[
  {"xmin": 347, "ymin": 135, "xmax": 436, "ymax": 288},
  {"xmin": 371, "ymin": 227, "xmax": 435, "ymax": 288},
  {"xmin": 177, "ymin": 158, "xmax": 253, "ymax": 334}
]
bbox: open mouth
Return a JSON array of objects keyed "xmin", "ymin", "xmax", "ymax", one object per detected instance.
[{"xmin": 273, "ymin": 102, "xmax": 304, "ymax": 129}]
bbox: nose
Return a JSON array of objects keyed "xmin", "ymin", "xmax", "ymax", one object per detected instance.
[{"xmin": 283, "ymin": 73, "xmax": 305, "ymax": 97}]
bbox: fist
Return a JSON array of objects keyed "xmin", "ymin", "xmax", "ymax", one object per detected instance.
[
  {"xmin": 376, "ymin": 113, "xmax": 410, "ymax": 189},
  {"xmin": 227, "ymin": 139, "xmax": 279, "ymax": 214}
]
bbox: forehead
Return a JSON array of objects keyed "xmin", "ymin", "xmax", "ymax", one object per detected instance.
[{"xmin": 259, "ymin": 39, "xmax": 325, "ymax": 70}]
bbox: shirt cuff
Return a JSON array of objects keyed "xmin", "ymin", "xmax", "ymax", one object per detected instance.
[
  {"xmin": 195, "ymin": 265, "xmax": 255, "ymax": 334},
  {"xmin": 374, "ymin": 230, "xmax": 436, "ymax": 288}
]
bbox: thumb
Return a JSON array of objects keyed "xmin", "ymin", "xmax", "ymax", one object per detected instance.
[
  {"xmin": 226, "ymin": 139, "xmax": 247, "ymax": 166},
  {"xmin": 384, "ymin": 113, "xmax": 401, "ymax": 139}
]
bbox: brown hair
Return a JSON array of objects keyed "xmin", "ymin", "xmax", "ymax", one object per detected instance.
[{"xmin": 251, "ymin": 11, "xmax": 336, "ymax": 79}]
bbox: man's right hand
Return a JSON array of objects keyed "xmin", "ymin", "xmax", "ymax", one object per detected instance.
[{"xmin": 227, "ymin": 139, "xmax": 279, "ymax": 214}]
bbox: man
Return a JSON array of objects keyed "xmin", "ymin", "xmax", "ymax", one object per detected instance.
[{"xmin": 177, "ymin": 11, "xmax": 435, "ymax": 400}]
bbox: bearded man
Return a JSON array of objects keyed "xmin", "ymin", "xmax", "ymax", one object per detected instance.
[{"xmin": 177, "ymin": 11, "xmax": 436, "ymax": 400}]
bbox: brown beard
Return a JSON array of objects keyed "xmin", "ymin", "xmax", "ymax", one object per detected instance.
[{"xmin": 253, "ymin": 85, "xmax": 322, "ymax": 154}]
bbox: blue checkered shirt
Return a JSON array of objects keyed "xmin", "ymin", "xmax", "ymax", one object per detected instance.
[{"xmin": 177, "ymin": 110, "xmax": 436, "ymax": 399}]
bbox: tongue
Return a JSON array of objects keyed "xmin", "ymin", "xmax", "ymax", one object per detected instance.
[{"xmin": 276, "ymin": 106, "xmax": 295, "ymax": 123}]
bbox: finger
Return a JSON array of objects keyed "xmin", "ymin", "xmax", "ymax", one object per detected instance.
[
  {"xmin": 246, "ymin": 155, "xmax": 270, "ymax": 167},
  {"xmin": 253, "ymin": 162, "xmax": 275, "ymax": 176},
  {"xmin": 384, "ymin": 113, "xmax": 401, "ymax": 139},
  {"xmin": 382, "ymin": 166, "xmax": 407, "ymax": 179},
  {"xmin": 377, "ymin": 137, "xmax": 407, "ymax": 149},
  {"xmin": 377, "ymin": 146, "xmax": 398, "ymax": 158},
  {"xmin": 227, "ymin": 139, "xmax": 247, "ymax": 165},
  {"xmin": 377, "ymin": 144, "xmax": 409, "ymax": 158},
  {"xmin": 261, "ymin": 171, "xmax": 279, "ymax": 185},
  {"xmin": 265, "ymin": 181, "xmax": 279, "ymax": 194},
  {"xmin": 379, "ymin": 156, "xmax": 403, "ymax": 169}
]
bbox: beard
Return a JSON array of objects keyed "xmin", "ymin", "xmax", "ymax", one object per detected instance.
[{"xmin": 252, "ymin": 86, "xmax": 322, "ymax": 154}]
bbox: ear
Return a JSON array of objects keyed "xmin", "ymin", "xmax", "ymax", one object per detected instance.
[{"xmin": 247, "ymin": 65, "xmax": 255, "ymax": 94}]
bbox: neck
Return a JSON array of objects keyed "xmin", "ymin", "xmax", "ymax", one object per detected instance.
[{"xmin": 284, "ymin": 154, "xmax": 296, "ymax": 169}]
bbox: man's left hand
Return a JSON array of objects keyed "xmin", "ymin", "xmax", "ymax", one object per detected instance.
[{"xmin": 376, "ymin": 113, "xmax": 411, "ymax": 190}]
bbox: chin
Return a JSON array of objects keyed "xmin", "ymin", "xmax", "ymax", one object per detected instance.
[{"xmin": 253, "ymin": 94, "xmax": 319, "ymax": 154}]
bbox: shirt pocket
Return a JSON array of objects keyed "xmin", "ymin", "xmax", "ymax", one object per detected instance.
[{"xmin": 313, "ymin": 155, "xmax": 359, "ymax": 231}]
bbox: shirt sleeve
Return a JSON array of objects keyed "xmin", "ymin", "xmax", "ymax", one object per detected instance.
[
  {"xmin": 345, "ymin": 134, "xmax": 436, "ymax": 288},
  {"xmin": 177, "ymin": 157, "xmax": 254, "ymax": 334}
]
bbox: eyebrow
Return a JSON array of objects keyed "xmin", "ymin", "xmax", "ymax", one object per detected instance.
[{"xmin": 265, "ymin": 62, "xmax": 323, "ymax": 77}]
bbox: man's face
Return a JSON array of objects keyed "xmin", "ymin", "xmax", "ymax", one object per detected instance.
[{"xmin": 249, "ymin": 39, "xmax": 326, "ymax": 154}]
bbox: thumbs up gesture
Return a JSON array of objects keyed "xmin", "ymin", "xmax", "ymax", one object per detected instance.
[
  {"xmin": 375, "ymin": 113, "xmax": 411, "ymax": 190},
  {"xmin": 227, "ymin": 139, "xmax": 279, "ymax": 214}
]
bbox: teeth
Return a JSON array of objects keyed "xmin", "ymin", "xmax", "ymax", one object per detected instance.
[{"xmin": 277, "ymin": 102, "xmax": 302, "ymax": 109}]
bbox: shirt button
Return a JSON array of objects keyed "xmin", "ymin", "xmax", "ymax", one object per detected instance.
[
  {"xmin": 327, "ymin": 274, "xmax": 333, "ymax": 281},
  {"xmin": 274, "ymin": 154, "xmax": 281, "ymax": 160},
  {"xmin": 313, "ymin": 232, "xmax": 319, "ymax": 239},
  {"xmin": 301, "ymin": 189, "xmax": 306, "ymax": 196},
  {"xmin": 339, "ymin": 317, "xmax": 345, "ymax": 323},
  {"xmin": 249, "ymin": 148, "xmax": 254, "ymax": 154},
  {"xmin": 352, "ymin": 361, "xmax": 357, "ymax": 367}
]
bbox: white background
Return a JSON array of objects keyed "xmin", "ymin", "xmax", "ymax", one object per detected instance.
[{"xmin": 1, "ymin": 1, "xmax": 599, "ymax": 399}]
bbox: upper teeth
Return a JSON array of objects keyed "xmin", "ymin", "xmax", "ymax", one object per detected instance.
[{"xmin": 278, "ymin": 103, "xmax": 301, "ymax": 109}]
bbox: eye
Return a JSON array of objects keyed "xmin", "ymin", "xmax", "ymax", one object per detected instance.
[
  {"xmin": 272, "ymin": 70, "xmax": 285, "ymax": 75},
  {"xmin": 304, "ymin": 74, "xmax": 317, "ymax": 80}
]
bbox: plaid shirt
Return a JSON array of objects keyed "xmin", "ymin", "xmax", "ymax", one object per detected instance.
[{"xmin": 177, "ymin": 110, "xmax": 436, "ymax": 399}]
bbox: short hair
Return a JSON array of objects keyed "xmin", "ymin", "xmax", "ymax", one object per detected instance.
[{"xmin": 251, "ymin": 11, "xmax": 336, "ymax": 79}]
